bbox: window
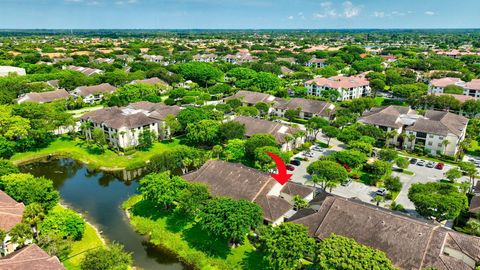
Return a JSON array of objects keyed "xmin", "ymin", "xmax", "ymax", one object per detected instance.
[
  {"xmin": 438, "ymin": 143, "xmax": 443, "ymax": 147},
  {"xmin": 429, "ymin": 135, "xmax": 434, "ymax": 138},
  {"xmin": 439, "ymin": 136, "xmax": 444, "ymax": 140},
  {"xmin": 428, "ymin": 142, "xmax": 433, "ymax": 146}
]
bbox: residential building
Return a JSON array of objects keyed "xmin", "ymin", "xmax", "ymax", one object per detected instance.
[
  {"xmin": 17, "ymin": 89, "xmax": 70, "ymax": 104},
  {"xmin": 0, "ymin": 66, "xmax": 26, "ymax": 77},
  {"xmin": 72, "ymin": 83, "xmax": 117, "ymax": 104},
  {"xmin": 272, "ymin": 98, "xmax": 335, "ymax": 120},
  {"xmin": 228, "ymin": 90, "xmax": 277, "ymax": 106},
  {"xmin": 0, "ymin": 244, "xmax": 64, "ymax": 269},
  {"xmin": 94, "ymin": 58, "xmax": 115, "ymax": 65},
  {"xmin": 0, "ymin": 190, "xmax": 25, "ymax": 256},
  {"xmin": 183, "ymin": 160, "xmax": 314, "ymax": 225},
  {"xmin": 192, "ymin": 53, "xmax": 217, "ymax": 63},
  {"xmin": 65, "ymin": 66, "xmax": 103, "ymax": 76},
  {"xmin": 223, "ymin": 53, "xmax": 256, "ymax": 64},
  {"xmin": 428, "ymin": 77, "xmax": 465, "ymax": 94},
  {"xmin": 359, "ymin": 106, "xmax": 469, "ymax": 156},
  {"xmin": 276, "ymin": 57, "xmax": 297, "ymax": 64},
  {"xmin": 291, "ymin": 195, "xmax": 480, "ymax": 270},
  {"xmin": 306, "ymin": 57, "xmax": 327, "ymax": 68},
  {"xmin": 232, "ymin": 116, "xmax": 303, "ymax": 151},
  {"xmin": 305, "ymin": 76, "xmax": 370, "ymax": 101},
  {"xmin": 142, "ymin": 54, "xmax": 166, "ymax": 65},
  {"xmin": 80, "ymin": 101, "xmax": 181, "ymax": 149},
  {"xmin": 464, "ymin": 79, "xmax": 480, "ymax": 99},
  {"xmin": 279, "ymin": 66, "xmax": 294, "ymax": 77},
  {"xmin": 130, "ymin": 77, "xmax": 168, "ymax": 87}
]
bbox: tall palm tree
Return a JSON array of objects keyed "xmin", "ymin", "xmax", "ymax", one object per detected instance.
[
  {"xmin": 442, "ymin": 139, "xmax": 450, "ymax": 155},
  {"xmin": 408, "ymin": 134, "xmax": 416, "ymax": 150},
  {"xmin": 385, "ymin": 131, "xmax": 397, "ymax": 148},
  {"xmin": 284, "ymin": 134, "xmax": 294, "ymax": 151}
]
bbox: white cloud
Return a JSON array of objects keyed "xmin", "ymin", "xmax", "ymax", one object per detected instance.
[
  {"xmin": 391, "ymin": 11, "xmax": 405, "ymax": 16},
  {"xmin": 373, "ymin": 11, "xmax": 385, "ymax": 18},
  {"xmin": 425, "ymin": 11, "xmax": 435, "ymax": 16},
  {"xmin": 320, "ymin": 1, "xmax": 332, "ymax": 8},
  {"xmin": 287, "ymin": 15, "xmax": 294, "ymax": 20},
  {"xmin": 342, "ymin": 1, "xmax": 360, "ymax": 18}
]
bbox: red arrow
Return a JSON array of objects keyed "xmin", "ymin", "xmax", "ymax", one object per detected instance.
[{"xmin": 265, "ymin": 151, "xmax": 292, "ymax": 185}]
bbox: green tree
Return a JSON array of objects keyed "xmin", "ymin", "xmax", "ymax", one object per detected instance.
[
  {"xmin": 138, "ymin": 172, "xmax": 188, "ymax": 209},
  {"xmin": 259, "ymin": 223, "xmax": 315, "ymax": 270},
  {"xmin": 252, "ymin": 72, "xmax": 282, "ymax": 92},
  {"xmin": 254, "ymin": 146, "xmax": 290, "ymax": 172},
  {"xmin": 408, "ymin": 182, "xmax": 467, "ymax": 221},
  {"xmin": 37, "ymin": 233, "xmax": 73, "ymax": 261},
  {"xmin": 378, "ymin": 148, "xmax": 398, "ymax": 162},
  {"xmin": 199, "ymin": 197, "xmax": 263, "ymax": 245},
  {"xmin": 364, "ymin": 160, "xmax": 392, "ymax": 182},
  {"xmin": 223, "ymin": 139, "xmax": 246, "ymax": 162},
  {"xmin": 226, "ymin": 98, "xmax": 242, "ymax": 110},
  {"xmin": 307, "ymin": 117, "xmax": 329, "ymax": 140},
  {"xmin": 444, "ymin": 84, "xmax": 465, "ymax": 94},
  {"xmin": 185, "ymin": 119, "xmax": 221, "ymax": 146},
  {"xmin": 292, "ymin": 195, "xmax": 309, "ymax": 210},
  {"xmin": 176, "ymin": 183, "xmax": 211, "ymax": 216},
  {"xmin": 236, "ymin": 106, "xmax": 259, "ymax": 116},
  {"xmin": 244, "ymin": 134, "xmax": 278, "ymax": 159},
  {"xmin": 458, "ymin": 161, "xmax": 477, "ymax": 192},
  {"xmin": 91, "ymin": 128, "xmax": 107, "ymax": 151},
  {"xmin": 138, "ymin": 129, "xmax": 155, "ymax": 151},
  {"xmin": 9, "ymin": 223, "xmax": 33, "ymax": 247},
  {"xmin": 254, "ymin": 102, "xmax": 270, "ymax": 116},
  {"xmin": 80, "ymin": 243, "xmax": 132, "ymax": 270},
  {"xmin": 164, "ymin": 114, "xmax": 180, "ymax": 140},
  {"xmin": 395, "ymin": 157, "xmax": 410, "ymax": 170},
  {"xmin": 3, "ymin": 173, "xmax": 59, "ymax": 211},
  {"xmin": 307, "ymin": 160, "xmax": 348, "ymax": 190},
  {"xmin": 332, "ymin": 150, "xmax": 367, "ymax": 169},
  {"xmin": 445, "ymin": 168, "xmax": 462, "ymax": 183},
  {"xmin": 177, "ymin": 107, "xmax": 209, "ymax": 130},
  {"xmin": 22, "ymin": 202, "xmax": 45, "ymax": 236},
  {"xmin": 219, "ymin": 121, "xmax": 246, "ymax": 142},
  {"xmin": 178, "ymin": 62, "xmax": 223, "ymax": 87},
  {"xmin": 320, "ymin": 88, "xmax": 341, "ymax": 102},
  {"xmin": 40, "ymin": 207, "xmax": 85, "ymax": 240},
  {"xmin": 309, "ymin": 234, "xmax": 397, "ymax": 270},
  {"xmin": 348, "ymin": 141, "xmax": 373, "ymax": 155},
  {"xmin": 284, "ymin": 109, "xmax": 300, "ymax": 122},
  {"xmin": 0, "ymin": 159, "xmax": 19, "ymax": 177},
  {"xmin": 322, "ymin": 126, "xmax": 340, "ymax": 146},
  {"xmin": 384, "ymin": 176, "xmax": 403, "ymax": 192}
]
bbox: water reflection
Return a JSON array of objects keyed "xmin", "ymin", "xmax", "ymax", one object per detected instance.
[{"xmin": 21, "ymin": 158, "xmax": 185, "ymax": 270}]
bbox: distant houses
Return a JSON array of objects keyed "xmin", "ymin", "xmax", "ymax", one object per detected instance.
[
  {"xmin": 359, "ymin": 105, "xmax": 469, "ymax": 156},
  {"xmin": 272, "ymin": 98, "xmax": 335, "ymax": 120},
  {"xmin": 80, "ymin": 101, "xmax": 181, "ymax": 149},
  {"xmin": 306, "ymin": 57, "xmax": 327, "ymax": 69},
  {"xmin": 183, "ymin": 160, "xmax": 314, "ymax": 225},
  {"xmin": 305, "ymin": 75, "xmax": 371, "ymax": 101},
  {"xmin": 428, "ymin": 77, "xmax": 480, "ymax": 99},
  {"xmin": 0, "ymin": 66, "xmax": 26, "ymax": 77},
  {"xmin": 17, "ymin": 89, "xmax": 70, "ymax": 104},
  {"xmin": 0, "ymin": 244, "xmax": 65, "ymax": 269},
  {"xmin": 0, "ymin": 190, "xmax": 26, "ymax": 256},
  {"xmin": 72, "ymin": 83, "xmax": 117, "ymax": 104},
  {"xmin": 65, "ymin": 66, "xmax": 103, "ymax": 76}
]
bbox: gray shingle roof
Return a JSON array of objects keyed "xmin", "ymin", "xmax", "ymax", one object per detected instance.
[
  {"xmin": 0, "ymin": 244, "xmax": 65, "ymax": 270},
  {"xmin": 233, "ymin": 116, "xmax": 299, "ymax": 144},
  {"xmin": 273, "ymin": 98, "xmax": 334, "ymax": 117}
]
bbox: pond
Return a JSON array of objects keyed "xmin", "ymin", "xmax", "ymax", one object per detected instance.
[{"xmin": 21, "ymin": 158, "xmax": 185, "ymax": 270}]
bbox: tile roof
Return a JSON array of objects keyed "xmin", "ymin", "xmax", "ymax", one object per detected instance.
[
  {"xmin": 407, "ymin": 110, "xmax": 468, "ymax": 137},
  {"xmin": 465, "ymin": 79, "xmax": 480, "ymax": 91},
  {"xmin": 230, "ymin": 90, "xmax": 277, "ymax": 104},
  {"xmin": 305, "ymin": 76, "xmax": 369, "ymax": 89},
  {"xmin": 359, "ymin": 105, "xmax": 416, "ymax": 128},
  {"xmin": 19, "ymin": 89, "xmax": 70, "ymax": 104},
  {"xmin": 291, "ymin": 196, "xmax": 480, "ymax": 270},
  {"xmin": 232, "ymin": 116, "xmax": 299, "ymax": 144},
  {"xmin": 74, "ymin": 83, "xmax": 117, "ymax": 97},
  {"xmin": 0, "ymin": 244, "xmax": 65, "ymax": 270},
  {"xmin": 131, "ymin": 77, "xmax": 168, "ymax": 86},
  {"xmin": 430, "ymin": 77, "xmax": 464, "ymax": 88},
  {"xmin": 0, "ymin": 190, "xmax": 24, "ymax": 231},
  {"xmin": 273, "ymin": 98, "xmax": 334, "ymax": 117}
]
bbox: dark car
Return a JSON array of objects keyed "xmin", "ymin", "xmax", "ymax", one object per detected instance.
[
  {"xmin": 410, "ymin": 158, "xmax": 418, "ymax": 164},
  {"xmin": 286, "ymin": 165, "xmax": 295, "ymax": 171},
  {"xmin": 290, "ymin": 160, "xmax": 301, "ymax": 166},
  {"xmin": 435, "ymin": 163, "xmax": 445, "ymax": 170},
  {"xmin": 341, "ymin": 178, "xmax": 352, "ymax": 187}
]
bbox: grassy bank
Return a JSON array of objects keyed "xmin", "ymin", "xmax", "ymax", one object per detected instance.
[
  {"xmin": 63, "ymin": 223, "xmax": 105, "ymax": 270},
  {"xmin": 11, "ymin": 137, "xmax": 181, "ymax": 170},
  {"xmin": 123, "ymin": 195, "xmax": 262, "ymax": 270}
]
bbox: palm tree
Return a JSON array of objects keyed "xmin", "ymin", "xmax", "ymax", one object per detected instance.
[
  {"xmin": 325, "ymin": 180, "xmax": 338, "ymax": 193},
  {"xmin": 408, "ymin": 134, "xmax": 416, "ymax": 150},
  {"xmin": 442, "ymin": 139, "xmax": 450, "ymax": 155},
  {"xmin": 22, "ymin": 203, "xmax": 45, "ymax": 238},
  {"xmin": 385, "ymin": 131, "xmax": 397, "ymax": 148},
  {"xmin": 284, "ymin": 134, "xmax": 294, "ymax": 151},
  {"xmin": 9, "ymin": 223, "xmax": 33, "ymax": 248},
  {"xmin": 181, "ymin": 158, "xmax": 192, "ymax": 174}
]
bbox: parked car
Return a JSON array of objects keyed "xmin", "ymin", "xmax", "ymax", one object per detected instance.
[
  {"xmin": 312, "ymin": 146, "xmax": 323, "ymax": 152},
  {"xmin": 410, "ymin": 158, "xmax": 418, "ymax": 164},
  {"xmin": 435, "ymin": 162, "xmax": 445, "ymax": 170},
  {"xmin": 416, "ymin": 160, "xmax": 426, "ymax": 166},
  {"xmin": 290, "ymin": 160, "xmax": 301, "ymax": 166},
  {"xmin": 294, "ymin": 157, "xmax": 303, "ymax": 161},
  {"xmin": 376, "ymin": 188, "xmax": 387, "ymax": 196},
  {"xmin": 426, "ymin": 161, "xmax": 435, "ymax": 168},
  {"xmin": 286, "ymin": 165, "xmax": 295, "ymax": 171},
  {"xmin": 303, "ymin": 151, "xmax": 314, "ymax": 158},
  {"xmin": 341, "ymin": 178, "xmax": 352, "ymax": 187}
]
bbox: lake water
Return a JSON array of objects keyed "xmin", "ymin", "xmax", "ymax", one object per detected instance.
[{"xmin": 21, "ymin": 158, "xmax": 185, "ymax": 270}]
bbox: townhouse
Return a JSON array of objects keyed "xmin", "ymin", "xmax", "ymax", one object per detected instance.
[
  {"xmin": 305, "ymin": 75, "xmax": 371, "ymax": 101},
  {"xmin": 0, "ymin": 244, "xmax": 64, "ymax": 269},
  {"xmin": 306, "ymin": 57, "xmax": 327, "ymax": 68},
  {"xmin": 228, "ymin": 90, "xmax": 277, "ymax": 106},
  {"xmin": 65, "ymin": 65, "xmax": 103, "ymax": 76},
  {"xmin": 72, "ymin": 83, "xmax": 117, "ymax": 104},
  {"xmin": 80, "ymin": 101, "xmax": 181, "ymax": 149},
  {"xmin": 0, "ymin": 190, "xmax": 26, "ymax": 256},
  {"xmin": 428, "ymin": 77, "xmax": 466, "ymax": 94},
  {"xmin": 17, "ymin": 89, "xmax": 70, "ymax": 104},
  {"xmin": 271, "ymin": 98, "xmax": 335, "ymax": 120},
  {"xmin": 464, "ymin": 79, "xmax": 480, "ymax": 99},
  {"xmin": 359, "ymin": 105, "xmax": 469, "ymax": 156},
  {"xmin": 0, "ymin": 66, "xmax": 26, "ymax": 77},
  {"xmin": 291, "ymin": 194, "xmax": 480, "ymax": 270},
  {"xmin": 232, "ymin": 116, "xmax": 304, "ymax": 151},
  {"xmin": 183, "ymin": 160, "xmax": 314, "ymax": 225},
  {"xmin": 192, "ymin": 53, "xmax": 217, "ymax": 63},
  {"xmin": 223, "ymin": 53, "xmax": 256, "ymax": 64},
  {"xmin": 130, "ymin": 77, "xmax": 169, "ymax": 87}
]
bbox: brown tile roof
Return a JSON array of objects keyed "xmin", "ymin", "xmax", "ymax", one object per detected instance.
[
  {"xmin": 0, "ymin": 190, "xmax": 24, "ymax": 231},
  {"xmin": 183, "ymin": 160, "xmax": 311, "ymax": 222},
  {"xmin": 273, "ymin": 98, "xmax": 334, "ymax": 117},
  {"xmin": 359, "ymin": 105, "xmax": 415, "ymax": 128},
  {"xmin": 20, "ymin": 89, "xmax": 70, "ymax": 103},
  {"xmin": 469, "ymin": 196, "xmax": 480, "ymax": 213},
  {"xmin": 131, "ymin": 77, "xmax": 168, "ymax": 86},
  {"xmin": 465, "ymin": 79, "xmax": 480, "ymax": 91},
  {"xmin": 407, "ymin": 111, "xmax": 468, "ymax": 137},
  {"xmin": 75, "ymin": 83, "xmax": 117, "ymax": 97},
  {"xmin": 430, "ymin": 77, "xmax": 464, "ymax": 88},
  {"xmin": 80, "ymin": 106, "xmax": 156, "ymax": 129},
  {"xmin": 305, "ymin": 76, "xmax": 369, "ymax": 89},
  {"xmin": 232, "ymin": 116, "xmax": 299, "ymax": 144},
  {"xmin": 229, "ymin": 90, "xmax": 277, "ymax": 105},
  {"xmin": 281, "ymin": 182, "xmax": 314, "ymax": 198},
  {"xmin": 291, "ymin": 196, "xmax": 480, "ymax": 270},
  {"xmin": 433, "ymin": 93, "xmax": 475, "ymax": 103},
  {"xmin": 0, "ymin": 244, "xmax": 65, "ymax": 270}
]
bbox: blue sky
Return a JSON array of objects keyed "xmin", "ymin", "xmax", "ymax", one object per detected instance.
[{"xmin": 1, "ymin": 0, "xmax": 480, "ymax": 29}]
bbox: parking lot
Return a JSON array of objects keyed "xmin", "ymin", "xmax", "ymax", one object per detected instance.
[{"xmin": 288, "ymin": 143, "xmax": 474, "ymax": 213}]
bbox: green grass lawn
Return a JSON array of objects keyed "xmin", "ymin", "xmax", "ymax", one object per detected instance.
[
  {"xmin": 123, "ymin": 195, "xmax": 263, "ymax": 270},
  {"xmin": 63, "ymin": 223, "xmax": 105, "ymax": 270},
  {"xmin": 11, "ymin": 137, "xmax": 181, "ymax": 170}
]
